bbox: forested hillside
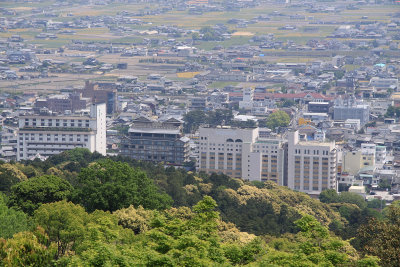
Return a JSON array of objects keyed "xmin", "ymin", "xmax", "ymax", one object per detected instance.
[{"xmin": 0, "ymin": 148, "xmax": 397, "ymax": 266}]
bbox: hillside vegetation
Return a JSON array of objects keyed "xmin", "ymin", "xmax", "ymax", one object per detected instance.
[{"xmin": 0, "ymin": 148, "xmax": 395, "ymax": 266}]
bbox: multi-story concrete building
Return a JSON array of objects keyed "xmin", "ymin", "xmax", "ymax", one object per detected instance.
[
  {"xmin": 78, "ymin": 81, "xmax": 117, "ymax": 115},
  {"xmin": 197, "ymin": 126, "xmax": 285, "ymax": 185},
  {"xmin": 35, "ymin": 93, "xmax": 89, "ymax": 113},
  {"xmin": 197, "ymin": 127, "xmax": 337, "ymax": 194},
  {"xmin": 0, "ymin": 126, "xmax": 18, "ymax": 161},
  {"xmin": 333, "ymin": 104, "xmax": 370, "ymax": 126},
  {"xmin": 121, "ymin": 117, "xmax": 189, "ymax": 165},
  {"xmin": 17, "ymin": 103, "xmax": 106, "ymax": 160},
  {"xmin": 287, "ymin": 131, "xmax": 337, "ymax": 195}
]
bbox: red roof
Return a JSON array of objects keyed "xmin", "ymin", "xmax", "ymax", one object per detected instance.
[{"xmin": 228, "ymin": 92, "xmax": 243, "ymax": 97}]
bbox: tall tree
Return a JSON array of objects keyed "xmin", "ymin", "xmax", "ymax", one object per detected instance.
[
  {"xmin": 0, "ymin": 193, "xmax": 28, "ymax": 239},
  {"xmin": 0, "ymin": 163, "xmax": 27, "ymax": 193},
  {"xmin": 0, "ymin": 227, "xmax": 57, "ymax": 267},
  {"xmin": 356, "ymin": 202, "xmax": 400, "ymax": 266},
  {"xmin": 72, "ymin": 159, "xmax": 172, "ymax": 212},
  {"xmin": 9, "ymin": 175, "xmax": 73, "ymax": 215},
  {"xmin": 266, "ymin": 110, "xmax": 290, "ymax": 131},
  {"xmin": 33, "ymin": 200, "xmax": 87, "ymax": 258}
]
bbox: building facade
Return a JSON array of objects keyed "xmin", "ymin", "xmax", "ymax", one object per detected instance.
[
  {"xmin": 35, "ymin": 93, "xmax": 89, "ymax": 113},
  {"xmin": 17, "ymin": 103, "xmax": 106, "ymax": 160},
  {"xmin": 333, "ymin": 104, "xmax": 370, "ymax": 126},
  {"xmin": 197, "ymin": 126, "xmax": 285, "ymax": 185},
  {"xmin": 121, "ymin": 117, "xmax": 189, "ymax": 165},
  {"xmin": 79, "ymin": 81, "xmax": 117, "ymax": 114},
  {"xmin": 287, "ymin": 131, "xmax": 337, "ymax": 195},
  {"xmin": 197, "ymin": 127, "xmax": 337, "ymax": 194}
]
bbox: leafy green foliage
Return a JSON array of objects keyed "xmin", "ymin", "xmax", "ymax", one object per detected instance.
[
  {"xmin": 216, "ymin": 182, "xmax": 343, "ymax": 236},
  {"xmin": 33, "ymin": 200, "xmax": 87, "ymax": 258},
  {"xmin": 72, "ymin": 159, "xmax": 172, "ymax": 212},
  {"xmin": 0, "ymin": 163, "xmax": 27, "ymax": 193},
  {"xmin": 257, "ymin": 215, "xmax": 379, "ymax": 267},
  {"xmin": 385, "ymin": 105, "xmax": 400, "ymax": 118},
  {"xmin": 0, "ymin": 227, "xmax": 57, "ymax": 267},
  {"xmin": 9, "ymin": 175, "xmax": 73, "ymax": 215},
  {"xmin": 0, "ymin": 193, "xmax": 28, "ymax": 239},
  {"xmin": 356, "ymin": 201, "xmax": 400, "ymax": 267},
  {"xmin": 320, "ymin": 189, "xmax": 367, "ymax": 209},
  {"xmin": 319, "ymin": 189, "xmax": 338, "ymax": 203},
  {"xmin": 199, "ymin": 26, "xmax": 224, "ymax": 41},
  {"xmin": 183, "ymin": 109, "xmax": 233, "ymax": 133},
  {"xmin": 0, "ymin": 149, "xmax": 390, "ymax": 266},
  {"xmin": 266, "ymin": 110, "xmax": 290, "ymax": 131}
]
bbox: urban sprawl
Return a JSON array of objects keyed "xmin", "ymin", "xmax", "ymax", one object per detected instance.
[{"xmin": 1, "ymin": 0, "xmax": 400, "ymax": 201}]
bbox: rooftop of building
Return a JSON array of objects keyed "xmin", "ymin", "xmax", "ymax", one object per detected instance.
[
  {"xmin": 128, "ymin": 128, "xmax": 180, "ymax": 135},
  {"xmin": 297, "ymin": 140, "xmax": 335, "ymax": 147}
]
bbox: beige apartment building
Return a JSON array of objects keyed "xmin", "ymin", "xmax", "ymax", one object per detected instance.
[
  {"xmin": 287, "ymin": 131, "xmax": 337, "ymax": 194},
  {"xmin": 197, "ymin": 127, "xmax": 338, "ymax": 194},
  {"xmin": 197, "ymin": 126, "xmax": 285, "ymax": 185}
]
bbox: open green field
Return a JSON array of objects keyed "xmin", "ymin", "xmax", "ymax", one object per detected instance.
[
  {"xmin": 3, "ymin": 1, "xmax": 397, "ymax": 49},
  {"xmin": 2, "ymin": 0, "xmax": 398, "ymax": 91}
]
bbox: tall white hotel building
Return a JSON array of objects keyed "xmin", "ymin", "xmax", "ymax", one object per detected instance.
[
  {"xmin": 198, "ymin": 126, "xmax": 285, "ymax": 186},
  {"xmin": 17, "ymin": 103, "xmax": 106, "ymax": 160},
  {"xmin": 197, "ymin": 126, "xmax": 337, "ymax": 194}
]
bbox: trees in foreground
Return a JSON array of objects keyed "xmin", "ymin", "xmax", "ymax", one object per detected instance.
[{"xmin": 0, "ymin": 197, "xmax": 379, "ymax": 266}]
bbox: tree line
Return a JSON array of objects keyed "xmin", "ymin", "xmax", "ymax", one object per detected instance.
[{"xmin": 0, "ymin": 148, "xmax": 397, "ymax": 266}]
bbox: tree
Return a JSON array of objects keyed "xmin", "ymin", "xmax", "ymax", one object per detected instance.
[
  {"xmin": 319, "ymin": 189, "xmax": 339, "ymax": 203},
  {"xmin": 9, "ymin": 175, "xmax": 73, "ymax": 215},
  {"xmin": 14, "ymin": 163, "xmax": 42, "ymax": 178},
  {"xmin": 385, "ymin": 105, "xmax": 400, "ymax": 118},
  {"xmin": 367, "ymin": 198, "xmax": 385, "ymax": 209},
  {"xmin": 334, "ymin": 70, "xmax": 345, "ymax": 79},
  {"xmin": 114, "ymin": 205, "xmax": 156, "ymax": 234},
  {"xmin": 183, "ymin": 110, "xmax": 207, "ymax": 133},
  {"xmin": 266, "ymin": 110, "xmax": 290, "ymax": 131},
  {"xmin": 72, "ymin": 159, "xmax": 172, "ymax": 212},
  {"xmin": 192, "ymin": 32, "xmax": 200, "ymax": 40},
  {"xmin": 0, "ymin": 227, "xmax": 57, "ymax": 267},
  {"xmin": 281, "ymin": 99, "xmax": 295, "ymax": 108},
  {"xmin": 61, "ymin": 210, "xmax": 134, "ymax": 267},
  {"xmin": 0, "ymin": 163, "xmax": 27, "ymax": 193},
  {"xmin": 33, "ymin": 200, "xmax": 87, "ymax": 258},
  {"xmin": 357, "ymin": 205, "xmax": 400, "ymax": 267},
  {"xmin": 258, "ymin": 215, "xmax": 379, "ymax": 266},
  {"xmin": 0, "ymin": 193, "xmax": 28, "ymax": 239},
  {"xmin": 339, "ymin": 192, "xmax": 367, "ymax": 209}
]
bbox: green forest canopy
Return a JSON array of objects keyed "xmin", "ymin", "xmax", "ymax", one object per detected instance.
[{"xmin": 0, "ymin": 148, "xmax": 391, "ymax": 266}]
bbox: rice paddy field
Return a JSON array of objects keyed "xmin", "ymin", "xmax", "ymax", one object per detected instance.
[
  {"xmin": 1, "ymin": 0, "xmax": 398, "ymax": 92},
  {"xmin": 1, "ymin": 2, "xmax": 397, "ymax": 49}
]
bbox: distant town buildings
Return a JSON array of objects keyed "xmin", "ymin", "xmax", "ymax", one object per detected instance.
[
  {"xmin": 78, "ymin": 81, "xmax": 118, "ymax": 115},
  {"xmin": 121, "ymin": 117, "xmax": 190, "ymax": 165},
  {"xmin": 34, "ymin": 93, "xmax": 89, "ymax": 113},
  {"xmin": 17, "ymin": 103, "xmax": 106, "ymax": 161},
  {"xmin": 333, "ymin": 103, "xmax": 370, "ymax": 126}
]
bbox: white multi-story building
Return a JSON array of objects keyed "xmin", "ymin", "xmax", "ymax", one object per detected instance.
[
  {"xmin": 0, "ymin": 126, "xmax": 18, "ymax": 161},
  {"xmin": 197, "ymin": 126, "xmax": 285, "ymax": 185},
  {"xmin": 287, "ymin": 131, "xmax": 337, "ymax": 195},
  {"xmin": 17, "ymin": 103, "xmax": 106, "ymax": 161}
]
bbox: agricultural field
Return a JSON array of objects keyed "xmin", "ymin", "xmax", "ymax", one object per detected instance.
[{"xmin": 0, "ymin": 0, "xmax": 397, "ymax": 92}]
